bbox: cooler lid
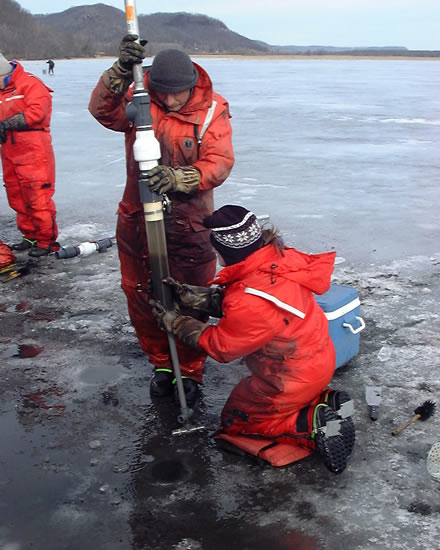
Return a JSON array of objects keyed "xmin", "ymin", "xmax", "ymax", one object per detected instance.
[{"xmin": 315, "ymin": 283, "xmax": 359, "ymax": 312}]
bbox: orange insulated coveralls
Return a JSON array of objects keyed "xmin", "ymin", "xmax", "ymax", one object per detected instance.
[
  {"xmin": 89, "ymin": 62, "xmax": 234, "ymax": 381},
  {"xmin": 0, "ymin": 61, "xmax": 58, "ymax": 250}
]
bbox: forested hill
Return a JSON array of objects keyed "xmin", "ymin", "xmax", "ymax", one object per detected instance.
[
  {"xmin": 1, "ymin": 0, "xmax": 438, "ymax": 59},
  {"xmin": 0, "ymin": 1, "xmax": 268, "ymax": 58}
]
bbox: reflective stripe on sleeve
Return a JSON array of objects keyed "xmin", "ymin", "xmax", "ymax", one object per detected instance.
[
  {"xmin": 244, "ymin": 287, "xmax": 306, "ymax": 319},
  {"xmin": 5, "ymin": 95, "xmax": 25, "ymax": 102}
]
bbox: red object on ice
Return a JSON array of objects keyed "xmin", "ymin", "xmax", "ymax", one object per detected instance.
[
  {"xmin": 0, "ymin": 239, "xmax": 16, "ymax": 268},
  {"xmin": 215, "ymin": 433, "xmax": 313, "ymax": 467}
]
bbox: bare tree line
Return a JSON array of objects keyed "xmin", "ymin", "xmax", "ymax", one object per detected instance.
[
  {"xmin": 0, "ymin": 0, "xmax": 112, "ymax": 59},
  {"xmin": 1, "ymin": 0, "xmax": 437, "ymax": 60}
]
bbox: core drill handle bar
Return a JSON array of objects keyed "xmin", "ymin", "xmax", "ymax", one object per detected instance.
[{"xmin": 124, "ymin": 0, "xmax": 192, "ymax": 424}]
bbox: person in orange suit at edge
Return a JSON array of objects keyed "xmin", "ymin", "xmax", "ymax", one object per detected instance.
[
  {"xmin": 151, "ymin": 205, "xmax": 356, "ymax": 472},
  {"xmin": 88, "ymin": 36, "xmax": 234, "ymax": 408},
  {"xmin": 0, "ymin": 53, "xmax": 59, "ymax": 257}
]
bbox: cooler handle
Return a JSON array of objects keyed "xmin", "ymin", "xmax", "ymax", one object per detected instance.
[{"xmin": 343, "ymin": 316, "xmax": 365, "ymax": 335}]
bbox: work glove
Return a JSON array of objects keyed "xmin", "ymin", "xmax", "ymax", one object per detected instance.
[
  {"xmin": 146, "ymin": 165, "xmax": 201, "ymax": 195},
  {"xmin": 119, "ymin": 34, "xmax": 147, "ymax": 70},
  {"xmin": 163, "ymin": 276, "xmax": 223, "ymax": 317},
  {"xmin": 102, "ymin": 34, "xmax": 146, "ymax": 96},
  {"xmin": 0, "ymin": 112, "xmax": 27, "ymax": 142},
  {"xmin": 150, "ymin": 299, "xmax": 206, "ymax": 349},
  {"xmin": 2, "ymin": 112, "xmax": 27, "ymax": 130}
]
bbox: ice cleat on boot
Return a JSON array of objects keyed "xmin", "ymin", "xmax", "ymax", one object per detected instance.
[
  {"xmin": 325, "ymin": 390, "xmax": 356, "ymax": 456},
  {"xmin": 313, "ymin": 404, "xmax": 348, "ymax": 474},
  {"xmin": 174, "ymin": 377, "xmax": 200, "ymax": 408},
  {"xmin": 11, "ymin": 238, "xmax": 36, "ymax": 251},
  {"xmin": 150, "ymin": 369, "xmax": 174, "ymax": 397}
]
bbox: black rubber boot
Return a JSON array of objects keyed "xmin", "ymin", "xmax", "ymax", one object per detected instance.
[
  {"xmin": 150, "ymin": 370, "xmax": 174, "ymax": 397},
  {"xmin": 313, "ymin": 404, "xmax": 347, "ymax": 474},
  {"xmin": 326, "ymin": 390, "xmax": 356, "ymax": 456},
  {"xmin": 28, "ymin": 246, "xmax": 50, "ymax": 257},
  {"xmin": 28, "ymin": 242, "xmax": 60, "ymax": 257},
  {"xmin": 174, "ymin": 378, "xmax": 200, "ymax": 408},
  {"xmin": 11, "ymin": 238, "xmax": 36, "ymax": 251}
]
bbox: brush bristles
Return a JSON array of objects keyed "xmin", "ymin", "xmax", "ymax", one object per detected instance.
[{"xmin": 414, "ymin": 400, "xmax": 436, "ymax": 420}]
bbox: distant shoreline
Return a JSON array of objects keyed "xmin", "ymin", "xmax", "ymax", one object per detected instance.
[
  {"xmin": 193, "ymin": 54, "xmax": 440, "ymax": 61},
  {"xmin": 27, "ymin": 54, "xmax": 440, "ymax": 62},
  {"xmin": 91, "ymin": 54, "xmax": 440, "ymax": 61}
]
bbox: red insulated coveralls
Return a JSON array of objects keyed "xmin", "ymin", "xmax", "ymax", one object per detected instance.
[
  {"xmin": 198, "ymin": 244, "xmax": 336, "ymax": 444},
  {"xmin": 88, "ymin": 63, "xmax": 234, "ymax": 381},
  {"xmin": 0, "ymin": 62, "xmax": 58, "ymax": 249}
]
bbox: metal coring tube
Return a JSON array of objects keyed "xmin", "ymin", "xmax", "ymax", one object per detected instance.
[{"xmin": 124, "ymin": 0, "xmax": 193, "ymax": 425}]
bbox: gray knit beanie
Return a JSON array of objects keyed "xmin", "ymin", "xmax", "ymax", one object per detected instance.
[
  {"xmin": 0, "ymin": 53, "xmax": 12, "ymax": 76},
  {"xmin": 148, "ymin": 49, "xmax": 199, "ymax": 93}
]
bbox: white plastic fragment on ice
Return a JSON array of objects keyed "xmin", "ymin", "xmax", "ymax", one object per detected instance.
[
  {"xmin": 426, "ymin": 442, "xmax": 440, "ymax": 482},
  {"xmin": 377, "ymin": 345, "xmax": 392, "ymax": 362}
]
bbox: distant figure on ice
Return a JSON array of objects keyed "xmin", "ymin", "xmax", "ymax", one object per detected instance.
[
  {"xmin": 151, "ymin": 205, "xmax": 355, "ymax": 473},
  {"xmin": 0, "ymin": 53, "xmax": 60, "ymax": 256},
  {"xmin": 89, "ymin": 36, "xmax": 234, "ymax": 407},
  {"xmin": 46, "ymin": 59, "xmax": 55, "ymax": 74}
]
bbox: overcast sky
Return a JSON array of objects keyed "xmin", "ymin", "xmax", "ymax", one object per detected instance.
[{"xmin": 17, "ymin": 0, "xmax": 440, "ymax": 50}]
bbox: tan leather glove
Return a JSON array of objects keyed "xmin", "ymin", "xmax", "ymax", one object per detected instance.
[
  {"xmin": 163, "ymin": 276, "xmax": 223, "ymax": 317},
  {"xmin": 150, "ymin": 300, "xmax": 206, "ymax": 349},
  {"xmin": 102, "ymin": 34, "xmax": 146, "ymax": 96},
  {"xmin": 146, "ymin": 165, "xmax": 201, "ymax": 195}
]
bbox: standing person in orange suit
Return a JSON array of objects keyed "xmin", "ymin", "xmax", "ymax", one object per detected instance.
[
  {"xmin": 89, "ymin": 36, "xmax": 234, "ymax": 406},
  {"xmin": 0, "ymin": 53, "xmax": 59, "ymax": 257}
]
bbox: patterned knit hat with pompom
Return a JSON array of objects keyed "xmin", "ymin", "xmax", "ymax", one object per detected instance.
[{"xmin": 203, "ymin": 205, "xmax": 263, "ymax": 266}]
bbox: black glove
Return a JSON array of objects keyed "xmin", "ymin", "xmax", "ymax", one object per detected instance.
[
  {"xmin": 163, "ymin": 276, "xmax": 223, "ymax": 317},
  {"xmin": 0, "ymin": 113, "xmax": 27, "ymax": 143},
  {"xmin": 146, "ymin": 165, "xmax": 201, "ymax": 195},
  {"xmin": 102, "ymin": 34, "xmax": 147, "ymax": 96},
  {"xmin": 150, "ymin": 299, "xmax": 206, "ymax": 349},
  {"xmin": 119, "ymin": 34, "xmax": 147, "ymax": 70},
  {"xmin": 2, "ymin": 112, "xmax": 27, "ymax": 131}
]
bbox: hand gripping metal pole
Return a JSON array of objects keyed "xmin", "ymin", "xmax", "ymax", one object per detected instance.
[{"xmin": 124, "ymin": 0, "xmax": 192, "ymax": 424}]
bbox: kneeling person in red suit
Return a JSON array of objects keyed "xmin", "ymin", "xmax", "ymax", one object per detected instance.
[{"xmin": 152, "ymin": 205, "xmax": 355, "ymax": 472}]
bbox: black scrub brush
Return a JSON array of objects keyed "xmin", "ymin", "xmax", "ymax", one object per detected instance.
[{"xmin": 392, "ymin": 400, "xmax": 436, "ymax": 436}]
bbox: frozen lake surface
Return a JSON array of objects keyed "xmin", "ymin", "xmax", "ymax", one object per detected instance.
[
  {"xmin": 1, "ymin": 56, "xmax": 439, "ymax": 265},
  {"xmin": 0, "ymin": 57, "xmax": 439, "ymax": 550}
]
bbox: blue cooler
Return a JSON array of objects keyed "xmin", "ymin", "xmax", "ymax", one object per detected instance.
[{"xmin": 315, "ymin": 284, "xmax": 365, "ymax": 369}]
